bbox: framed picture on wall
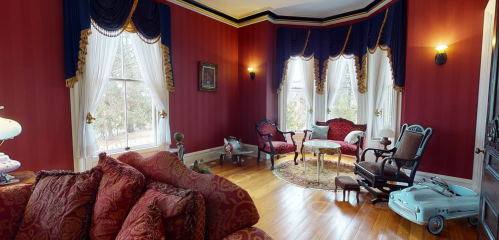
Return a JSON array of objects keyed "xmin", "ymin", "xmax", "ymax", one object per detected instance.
[{"xmin": 198, "ymin": 61, "xmax": 218, "ymax": 92}]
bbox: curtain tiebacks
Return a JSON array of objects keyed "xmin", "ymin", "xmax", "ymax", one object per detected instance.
[
  {"xmin": 375, "ymin": 109, "xmax": 383, "ymax": 117},
  {"xmin": 158, "ymin": 110, "xmax": 167, "ymax": 118},
  {"xmin": 86, "ymin": 113, "xmax": 95, "ymax": 124},
  {"xmin": 308, "ymin": 108, "xmax": 313, "ymax": 114},
  {"xmin": 327, "ymin": 108, "xmax": 331, "ymax": 114}
]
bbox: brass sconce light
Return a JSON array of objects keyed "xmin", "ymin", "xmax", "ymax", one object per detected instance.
[
  {"xmin": 435, "ymin": 45, "xmax": 448, "ymax": 65},
  {"xmin": 248, "ymin": 68, "xmax": 255, "ymax": 79}
]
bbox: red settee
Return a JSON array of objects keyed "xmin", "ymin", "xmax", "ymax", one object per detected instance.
[
  {"xmin": 302, "ymin": 118, "xmax": 367, "ymax": 162},
  {"xmin": 0, "ymin": 151, "xmax": 271, "ymax": 240}
]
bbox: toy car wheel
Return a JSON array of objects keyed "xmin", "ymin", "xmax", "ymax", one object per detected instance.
[
  {"xmin": 467, "ymin": 216, "xmax": 479, "ymax": 226},
  {"xmin": 427, "ymin": 215, "xmax": 444, "ymax": 235}
]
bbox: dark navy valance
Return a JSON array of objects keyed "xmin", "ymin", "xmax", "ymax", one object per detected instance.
[
  {"xmin": 276, "ymin": 0, "xmax": 407, "ymax": 93},
  {"xmin": 64, "ymin": 0, "xmax": 175, "ymax": 92}
]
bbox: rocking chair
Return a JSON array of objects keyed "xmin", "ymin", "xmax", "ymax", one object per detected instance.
[{"xmin": 354, "ymin": 123, "xmax": 433, "ymax": 204}]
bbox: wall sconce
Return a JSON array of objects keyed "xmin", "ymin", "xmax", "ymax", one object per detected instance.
[
  {"xmin": 435, "ymin": 45, "xmax": 448, "ymax": 65},
  {"xmin": 248, "ymin": 68, "xmax": 255, "ymax": 79}
]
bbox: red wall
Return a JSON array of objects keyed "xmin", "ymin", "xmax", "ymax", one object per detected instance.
[
  {"xmin": 166, "ymin": 2, "xmax": 240, "ymax": 151},
  {"xmin": 0, "ymin": 0, "xmax": 74, "ymax": 172},
  {"xmin": 237, "ymin": 21, "xmax": 276, "ymax": 145},
  {"xmin": 402, "ymin": 0, "xmax": 488, "ymax": 179}
]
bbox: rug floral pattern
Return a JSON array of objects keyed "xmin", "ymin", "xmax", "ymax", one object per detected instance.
[{"xmin": 272, "ymin": 158, "xmax": 357, "ymax": 191}]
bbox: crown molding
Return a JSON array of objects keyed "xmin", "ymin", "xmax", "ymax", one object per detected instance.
[{"xmin": 165, "ymin": 0, "xmax": 393, "ymax": 28}]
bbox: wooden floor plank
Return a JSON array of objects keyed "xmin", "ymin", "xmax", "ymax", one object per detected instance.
[{"xmin": 206, "ymin": 153, "xmax": 477, "ymax": 240}]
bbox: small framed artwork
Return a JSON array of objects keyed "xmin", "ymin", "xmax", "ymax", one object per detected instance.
[{"xmin": 199, "ymin": 61, "xmax": 218, "ymax": 92}]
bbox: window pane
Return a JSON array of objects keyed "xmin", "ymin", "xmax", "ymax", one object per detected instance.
[
  {"xmin": 110, "ymin": 40, "xmax": 122, "ymax": 79},
  {"xmin": 332, "ymin": 63, "xmax": 357, "ymax": 123},
  {"xmin": 122, "ymin": 34, "xmax": 142, "ymax": 80},
  {"xmin": 94, "ymin": 81, "xmax": 127, "ymax": 151},
  {"xmin": 126, "ymin": 81, "xmax": 154, "ymax": 147},
  {"xmin": 286, "ymin": 89, "xmax": 307, "ymax": 131}
]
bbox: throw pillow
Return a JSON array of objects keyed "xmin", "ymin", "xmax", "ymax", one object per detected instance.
[
  {"xmin": 115, "ymin": 199, "xmax": 166, "ymax": 240},
  {"xmin": 117, "ymin": 181, "xmax": 205, "ymax": 240},
  {"xmin": 344, "ymin": 130, "xmax": 363, "ymax": 144},
  {"xmin": 310, "ymin": 125, "xmax": 329, "ymax": 139},
  {"xmin": 15, "ymin": 168, "xmax": 103, "ymax": 240},
  {"xmin": 90, "ymin": 152, "xmax": 146, "ymax": 240}
]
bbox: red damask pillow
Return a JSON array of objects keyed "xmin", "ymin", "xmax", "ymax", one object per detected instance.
[
  {"xmin": 115, "ymin": 199, "xmax": 166, "ymax": 240},
  {"xmin": 117, "ymin": 181, "xmax": 205, "ymax": 240},
  {"xmin": 15, "ymin": 168, "xmax": 103, "ymax": 240},
  {"xmin": 90, "ymin": 152, "xmax": 146, "ymax": 240},
  {"xmin": 0, "ymin": 183, "xmax": 33, "ymax": 240}
]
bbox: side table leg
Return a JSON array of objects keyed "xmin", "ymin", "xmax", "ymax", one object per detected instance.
[
  {"xmin": 316, "ymin": 154, "xmax": 320, "ymax": 182},
  {"xmin": 337, "ymin": 153, "xmax": 342, "ymax": 176},
  {"xmin": 321, "ymin": 154, "xmax": 324, "ymax": 174}
]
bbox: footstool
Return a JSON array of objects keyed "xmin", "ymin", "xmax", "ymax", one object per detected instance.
[{"xmin": 335, "ymin": 176, "xmax": 360, "ymax": 202}]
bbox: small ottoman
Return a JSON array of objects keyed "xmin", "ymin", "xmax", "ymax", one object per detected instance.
[{"xmin": 335, "ymin": 176, "xmax": 360, "ymax": 202}]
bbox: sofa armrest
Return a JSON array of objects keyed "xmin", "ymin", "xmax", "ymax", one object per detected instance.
[
  {"xmin": 221, "ymin": 227, "xmax": 273, "ymax": 240},
  {"xmin": 0, "ymin": 183, "xmax": 33, "ymax": 240}
]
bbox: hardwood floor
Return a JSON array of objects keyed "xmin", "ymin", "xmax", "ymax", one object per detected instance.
[{"xmin": 209, "ymin": 153, "xmax": 477, "ymax": 240}]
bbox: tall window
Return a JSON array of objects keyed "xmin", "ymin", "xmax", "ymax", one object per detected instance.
[
  {"xmin": 331, "ymin": 63, "xmax": 357, "ymax": 122},
  {"xmin": 93, "ymin": 32, "xmax": 156, "ymax": 152},
  {"xmin": 286, "ymin": 64, "xmax": 307, "ymax": 131}
]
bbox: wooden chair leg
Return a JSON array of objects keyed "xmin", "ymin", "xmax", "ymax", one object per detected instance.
[
  {"xmin": 257, "ymin": 150, "xmax": 260, "ymax": 162},
  {"xmin": 300, "ymin": 145, "xmax": 304, "ymax": 161},
  {"xmin": 356, "ymin": 190, "xmax": 360, "ymax": 202},
  {"xmin": 270, "ymin": 154, "xmax": 275, "ymax": 170},
  {"xmin": 294, "ymin": 151, "xmax": 298, "ymax": 165},
  {"xmin": 343, "ymin": 190, "xmax": 346, "ymax": 201}
]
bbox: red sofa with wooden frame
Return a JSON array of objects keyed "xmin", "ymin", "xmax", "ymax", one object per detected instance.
[{"xmin": 302, "ymin": 118, "xmax": 367, "ymax": 162}]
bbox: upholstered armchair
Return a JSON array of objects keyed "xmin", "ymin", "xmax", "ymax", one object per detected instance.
[
  {"xmin": 354, "ymin": 123, "xmax": 433, "ymax": 204},
  {"xmin": 255, "ymin": 120, "xmax": 298, "ymax": 170}
]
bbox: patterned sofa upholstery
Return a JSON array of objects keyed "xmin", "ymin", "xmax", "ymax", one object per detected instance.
[
  {"xmin": 0, "ymin": 151, "xmax": 272, "ymax": 240},
  {"xmin": 302, "ymin": 118, "xmax": 367, "ymax": 162}
]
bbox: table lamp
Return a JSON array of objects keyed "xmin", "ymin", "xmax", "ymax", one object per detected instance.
[
  {"xmin": 0, "ymin": 106, "xmax": 22, "ymax": 184},
  {"xmin": 378, "ymin": 128, "xmax": 395, "ymax": 150}
]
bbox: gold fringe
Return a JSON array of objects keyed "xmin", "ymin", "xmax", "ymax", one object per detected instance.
[
  {"xmin": 161, "ymin": 44, "xmax": 175, "ymax": 92},
  {"xmin": 368, "ymin": 8, "xmax": 389, "ymax": 54},
  {"xmin": 90, "ymin": 0, "xmax": 138, "ymax": 38},
  {"xmin": 380, "ymin": 45, "xmax": 404, "ymax": 92},
  {"xmin": 130, "ymin": 21, "xmax": 161, "ymax": 44},
  {"xmin": 314, "ymin": 58, "xmax": 324, "ymax": 94},
  {"xmin": 277, "ymin": 59, "xmax": 290, "ymax": 94},
  {"xmin": 299, "ymin": 30, "xmax": 311, "ymax": 57},
  {"xmin": 66, "ymin": 28, "xmax": 92, "ymax": 88},
  {"xmin": 355, "ymin": 55, "xmax": 368, "ymax": 94}
]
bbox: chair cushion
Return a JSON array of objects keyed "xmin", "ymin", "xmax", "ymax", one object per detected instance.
[
  {"xmin": 264, "ymin": 141, "xmax": 295, "ymax": 153},
  {"xmin": 356, "ymin": 161, "xmax": 409, "ymax": 179},
  {"xmin": 307, "ymin": 139, "xmax": 358, "ymax": 155},
  {"xmin": 310, "ymin": 125, "xmax": 329, "ymax": 139},
  {"xmin": 16, "ymin": 168, "xmax": 103, "ymax": 240},
  {"xmin": 335, "ymin": 176, "xmax": 360, "ymax": 189},
  {"xmin": 117, "ymin": 151, "xmax": 260, "ymax": 240},
  {"xmin": 91, "ymin": 153, "xmax": 146, "ymax": 240},
  {"xmin": 344, "ymin": 130, "xmax": 363, "ymax": 144},
  {"xmin": 393, "ymin": 131, "xmax": 424, "ymax": 167},
  {"xmin": 115, "ymin": 199, "xmax": 166, "ymax": 240}
]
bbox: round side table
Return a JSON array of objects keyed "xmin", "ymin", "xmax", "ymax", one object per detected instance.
[{"xmin": 302, "ymin": 141, "xmax": 342, "ymax": 182}]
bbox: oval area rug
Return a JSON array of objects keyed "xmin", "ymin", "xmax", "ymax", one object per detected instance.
[{"xmin": 272, "ymin": 158, "xmax": 357, "ymax": 191}]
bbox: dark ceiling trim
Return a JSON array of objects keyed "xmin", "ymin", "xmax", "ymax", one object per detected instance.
[{"xmin": 180, "ymin": 0, "xmax": 385, "ymax": 24}]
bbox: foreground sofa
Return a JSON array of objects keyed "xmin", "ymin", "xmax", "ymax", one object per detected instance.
[{"xmin": 0, "ymin": 151, "xmax": 271, "ymax": 240}]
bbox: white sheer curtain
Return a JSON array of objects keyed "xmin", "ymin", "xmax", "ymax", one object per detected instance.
[
  {"xmin": 325, "ymin": 57, "xmax": 346, "ymax": 119},
  {"xmin": 73, "ymin": 29, "xmax": 119, "ymax": 161},
  {"xmin": 294, "ymin": 58, "xmax": 315, "ymax": 130},
  {"xmin": 277, "ymin": 62, "xmax": 294, "ymax": 131},
  {"xmin": 130, "ymin": 35, "xmax": 171, "ymax": 149},
  {"xmin": 369, "ymin": 50, "xmax": 393, "ymax": 137}
]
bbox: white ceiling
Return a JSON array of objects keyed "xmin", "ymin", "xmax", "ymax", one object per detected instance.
[{"xmin": 193, "ymin": 0, "xmax": 376, "ymax": 19}]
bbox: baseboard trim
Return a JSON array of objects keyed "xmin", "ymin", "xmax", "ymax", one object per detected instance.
[
  {"xmin": 183, "ymin": 144, "xmax": 272, "ymax": 167},
  {"xmin": 415, "ymin": 171, "xmax": 474, "ymax": 191}
]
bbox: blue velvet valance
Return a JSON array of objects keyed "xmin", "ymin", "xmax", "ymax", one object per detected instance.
[
  {"xmin": 64, "ymin": 0, "xmax": 174, "ymax": 92},
  {"xmin": 276, "ymin": 0, "xmax": 407, "ymax": 93}
]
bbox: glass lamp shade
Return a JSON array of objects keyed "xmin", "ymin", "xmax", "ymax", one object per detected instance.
[
  {"xmin": 378, "ymin": 128, "xmax": 395, "ymax": 138},
  {"xmin": 0, "ymin": 117, "xmax": 22, "ymax": 140}
]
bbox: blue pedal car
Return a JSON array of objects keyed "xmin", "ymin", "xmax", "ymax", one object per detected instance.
[{"xmin": 388, "ymin": 176, "xmax": 479, "ymax": 234}]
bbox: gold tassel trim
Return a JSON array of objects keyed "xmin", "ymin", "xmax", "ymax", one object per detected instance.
[
  {"xmin": 277, "ymin": 59, "xmax": 290, "ymax": 94},
  {"xmin": 130, "ymin": 21, "xmax": 161, "ymax": 44},
  {"xmin": 314, "ymin": 58, "xmax": 324, "ymax": 94},
  {"xmin": 66, "ymin": 28, "xmax": 91, "ymax": 88},
  {"xmin": 355, "ymin": 55, "xmax": 368, "ymax": 94},
  {"xmin": 380, "ymin": 45, "xmax": 404, "ymax": 92},
  {"xmin": 91, "ymin": 0, "xmax": 138, "ymax": 38},
  {"xmin": 299, "ymin": 30, "xmax": 311, "ymax": 57},
  {"xmin": 161, "ymin": 44, "xmax": 175, "ymax": 92},
  {"xmin": 368, "ymin": 8, "xmax": 389, "ymax": 54}
]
